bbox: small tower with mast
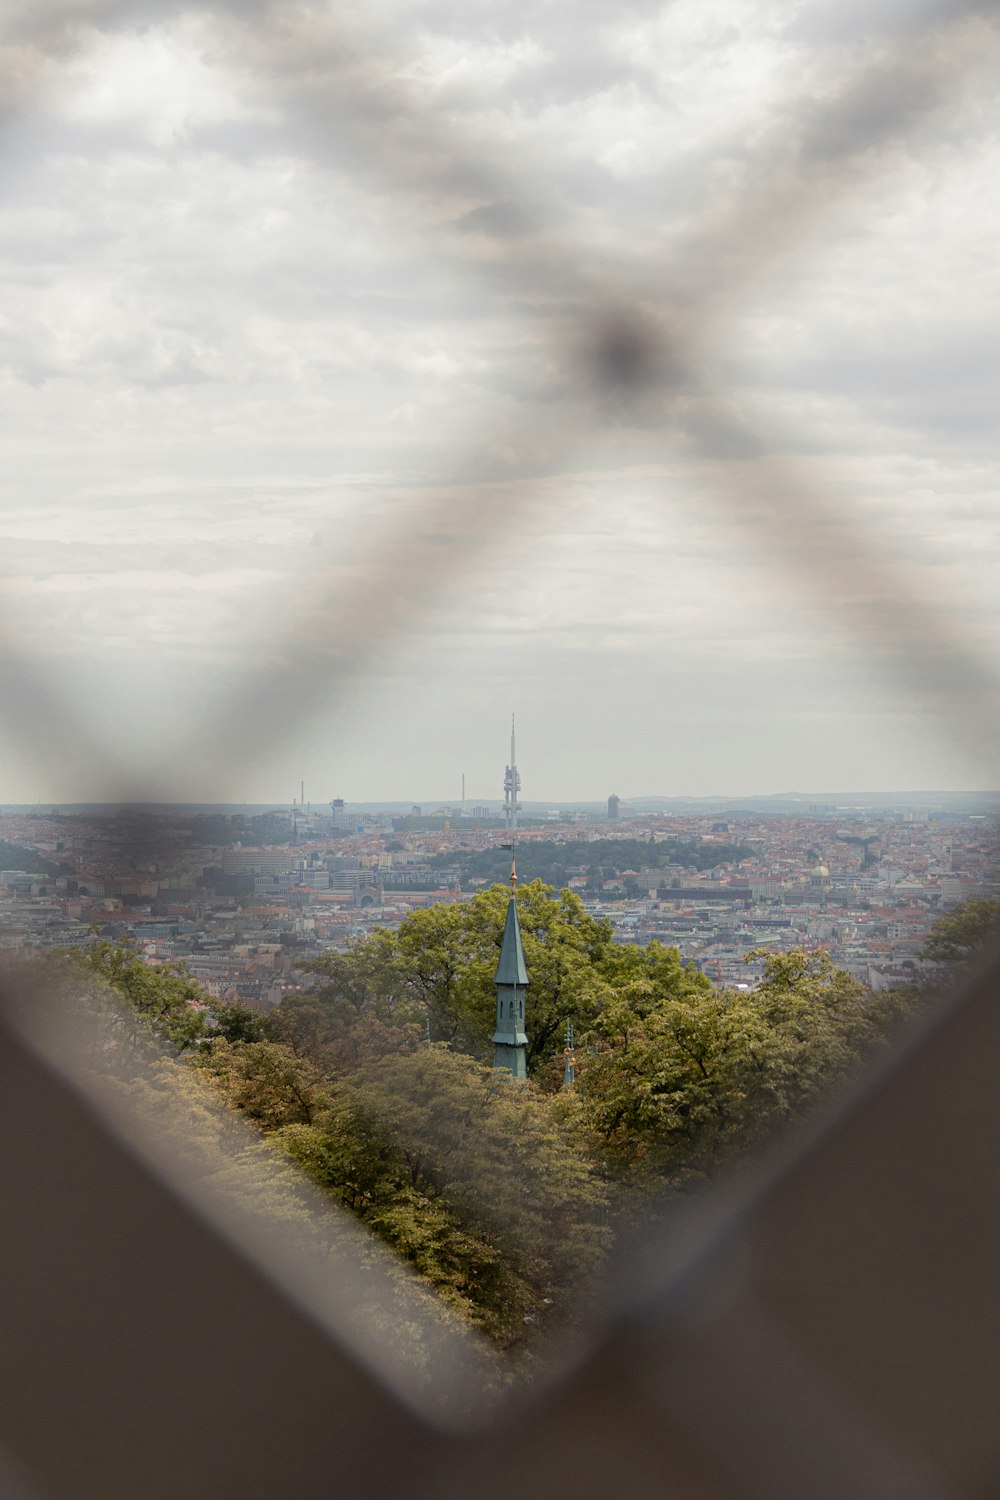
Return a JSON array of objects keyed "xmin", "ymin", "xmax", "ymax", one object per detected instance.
[{"xmin": 492, "ymin": 857, "xmax": 529, "ymax": 1080}]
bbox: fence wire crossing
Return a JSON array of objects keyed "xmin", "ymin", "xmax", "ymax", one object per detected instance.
[
  {"xmin": 0, "ymin": 0, "xmax": 998, "ymax": 787},
  {"xmin": 1, "ymin": 2, "xmax": 1000, "ymax": 1497}
]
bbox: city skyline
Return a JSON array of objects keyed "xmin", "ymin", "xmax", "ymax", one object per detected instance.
[
  {"xmin": 2, "ymin": 792, "xmax": 995, "ymax": 1008},
  {"xmin": 2, "ymin": 713, "xmax": 1000, "ymax": 808},
  {"xmin": 2, "ymin": 783, "xmax": 998, "ymax": 814}
]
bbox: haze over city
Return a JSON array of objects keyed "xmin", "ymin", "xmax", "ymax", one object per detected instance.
[{"xmin": 1, "ymin": 2, "xmax": 999, "ymax": 802}]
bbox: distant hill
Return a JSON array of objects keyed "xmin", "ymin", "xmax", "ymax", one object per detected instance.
[
  {"xmin": 1, "ymin": 790, "xmax": 996, "ymax": 820},
  {"xmin": 433, "ymin": 838, "xmax": 751, "ymax": 890},
  {"xmin": 619, "ymin": 791, "xmax": 1000, "ymax": 816},
  {"xmin": 0, "ymin": 840, "xmax": 60, "ymax": 876}
]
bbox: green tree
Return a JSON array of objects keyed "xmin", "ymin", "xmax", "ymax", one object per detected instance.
[
  {"xmin": 43, "ymin": 929, "xmax": 924, "ymax": 1350},
  {"xmin": 288, "ymin": 881, "xmax": 618, "ymax": 1072},
  {"xmin": 575, "ymin": 947, "xmax": 917, "ymax": 1188},
  {"xmin": 20, "ymin": 940, "xmax": 607, "ymax": 1346},
  {"xmin": 82, "ymin": 939, "xmax": 207, "ymax": 1051},
  {"xmin": 0, "ymin": 839, "xmax": 60, "ymax": 875},
  {"xmin": 197, "ymin": 1038, "xmax": 327, "ymax": 1130},
  {"xmin": 922, "ymin": 899, "xmax": 1000, "ymax": 964},
  {"xmin": 201, "ymin": 1032, "xmax": 611, "ymax": 1342},
  {"xmin": 253, "ymin": 1053, "xmax": 607, "ymax": 1341},
  {"xmin": 208, "ymin": 1001, "xmax": 268, "ymax": 1044},
  {"xmin": 342, "ymin": 1048, "xmax": 610, "ymax": 1291},
  {"xmin": 265, "ymin": 946, "xmax": 423, "ymax": 1076},
  {"xmin": 273, "ymin": 1103, "xmax": 524, "ymax": 1334}
]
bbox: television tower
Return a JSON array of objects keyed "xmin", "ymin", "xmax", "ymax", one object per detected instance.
[{"xmin": 503, "ymin": 715, "xmax": 521, "ymax": 830}]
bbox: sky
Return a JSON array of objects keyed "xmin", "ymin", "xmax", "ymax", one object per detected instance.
[{"xmin": 1, "ymin": 0, "xmax": 999, "ymax": 804}]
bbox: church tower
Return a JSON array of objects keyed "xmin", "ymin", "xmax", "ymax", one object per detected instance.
[{"xmin": 492, "ymin": 859, "xmax": 529, "ymax": 1080}]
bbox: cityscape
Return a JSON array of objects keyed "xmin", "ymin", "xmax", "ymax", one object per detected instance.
[
  {"xmin": 2, "ymin": 726, "xmax": 996, "ymax": 1010},
  {"xmin": 4, "ymin": 4, "xmax": 1000, "ymax": 1494}
]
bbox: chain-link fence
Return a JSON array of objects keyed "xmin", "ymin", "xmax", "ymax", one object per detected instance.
[{"xmin": 2, "ymin": 2, "xmax": 1000, "ymax": 1495}]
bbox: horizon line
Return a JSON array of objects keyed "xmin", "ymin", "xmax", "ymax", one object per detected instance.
[{"xmin": 2, "ymin": 788, "xmax": 998, "ymax": 810}]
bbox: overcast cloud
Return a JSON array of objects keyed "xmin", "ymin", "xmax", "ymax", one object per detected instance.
[{"xmin": 0, "ymin": 0, "xmax": 998, "ymax": 803}]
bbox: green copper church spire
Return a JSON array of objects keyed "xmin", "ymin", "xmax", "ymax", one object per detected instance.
[
  {"xmin": 492, "ymin": 857, "xmax": 528, "ymax": 1079},
  {"xmin": 562, "ymin": 1019, "xmax": 576, "ymax": 1088}
]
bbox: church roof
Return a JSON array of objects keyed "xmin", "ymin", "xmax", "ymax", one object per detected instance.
[{"xmin": 495, "ymin": 896, "xmax": 529, "ymax": 986}]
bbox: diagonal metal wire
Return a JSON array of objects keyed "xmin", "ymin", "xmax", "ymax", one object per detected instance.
[
  {"xmin": 0, "ymin": 1, "xmax": 997, "ymax": 789},
  {"xmin": 187, "ymin": 0, "xmax": 1000, "ymax": 777},
  {"xmin": 1, "ymin": 7, "xmax": 1000, "ymax": 1497}
]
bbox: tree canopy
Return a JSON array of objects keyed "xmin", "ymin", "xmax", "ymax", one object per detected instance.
[
  {"xmin": 82, "ymin": 938, "xmax": 208, "ymax": 1051},
  {"xmin": 433, "ymin": 837, "xmax": 751, "ymax": 890},
  {"xmin": 195, "ymin": 1034, "xmax": 609, "ymax": 1343},
  {"xmin": 0, "ymin": 839, "xmax": 62, "ymax": 875},
  {"xmin": 26, "ymin": 883, "xmax": 927, "ymax": 1350},
  {"xmin": 569, "ymin": 945, "xmax": 916, "ymax": 1188},
  {"xmin": 921, "ymin": 898, "xmax": 1000, "ymax": 965},
  {"xmin": 290, "ymin": 880, "xmax": 710, "ymax": 1075}
]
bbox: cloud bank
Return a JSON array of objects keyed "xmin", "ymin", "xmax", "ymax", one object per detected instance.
[{"xmin": 0, "ymin": 0, "xmax": 998, "ymax": 800}]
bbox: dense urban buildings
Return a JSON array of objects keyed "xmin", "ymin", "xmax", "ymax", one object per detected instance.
[{"xmin": 1, "ymin": 791, "xmax": 996, "ymax": 1008}]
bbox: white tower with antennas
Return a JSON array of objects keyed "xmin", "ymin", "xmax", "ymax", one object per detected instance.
[{"xmin": 503, "ymin": 715, "xmax": 521, "ymax": 830}]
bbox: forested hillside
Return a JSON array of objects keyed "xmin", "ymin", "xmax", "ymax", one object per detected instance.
[
  {"xmin": 32, "ymin": 881, "xmax": 937, "ymax": 1350},
  {"xmin": 0, "ymin": 839, "xmax": 61, "ymax": 875},
  {"xmin": 434, "ymin": 837, "xmax": 750, "ymax": 890}
]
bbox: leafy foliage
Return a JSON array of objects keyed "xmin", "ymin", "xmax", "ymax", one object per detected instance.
[
  {"xmin": 81, "ymin": 939, "xmax": 207, "ymax": 1051},
  {"xmin": 0, "ymin": 838, "xmax": 61, "ymax": 875},
  {"xmin": 26, "ymin": 897, "xmax": 926, "ymax": 1350},
  {"xmin": 198, "ymin": 1039, "xmax": 327, "ymax": 1130},
  {"xmin": 573, "ymin": 946, "xmax": 920, "ymax": 1187},
  {"xmin": 197, "ymin": 1036, "xmax": 608, "ymax": 1343},
  {"xmin": 207, "ymin": 1001, "xmax": 269, "ymax": 1044},
  {"xmin": 921, "ymin": 898, "xmax": 1000, "ymax": 964},
  {"xmin": 294, "ymin": 881, "xmax": 657, "ymax": 1071},
  {"xmin": 12, "ymin": 960, "xmax": 483, "ymax": 1386},
  {"xmin": 341, "ymin": 1049, "xmax": 609, "ymax": 1293}
]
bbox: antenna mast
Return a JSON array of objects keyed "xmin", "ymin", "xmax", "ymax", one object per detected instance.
[{"xmin": 503, "ymin": 714, "xmax": 521, "ymax": 832}]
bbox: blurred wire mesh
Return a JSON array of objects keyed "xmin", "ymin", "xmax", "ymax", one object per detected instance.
[
  {"xmin": 1, "ymin": 1, "xmax": 1000, "ymax": 1496},
  {"xmin": 0, "ymin": 0, "xmax": 998, "ymax": 782}
]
